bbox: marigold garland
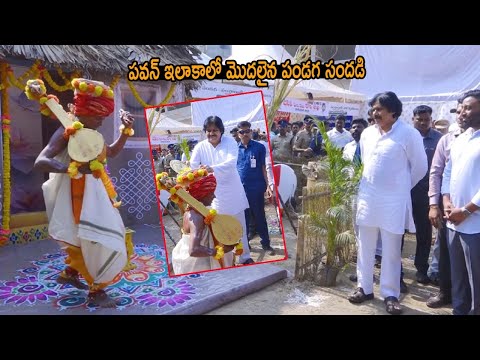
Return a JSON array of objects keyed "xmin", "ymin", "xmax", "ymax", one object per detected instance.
[
  {"xmin": 213, "ymin": 245, "xmax": 224, "ymax": 260},
  {"xmin": 66, "ymin": 157, "xmax": 121, "ymax": 208},
  {"xmin": 204, "ymin": 208, "xmax": 217, "ymax": 225},
  {"xmin": 54, "ymin": 65, "xmax": 81, "ymax": 86},
  {"xmin": 0, "ymin": 62, "xmax": 11, "ymax": 244},
  {"xmin": 235, "ymin": 241, "xmax": 244, "ymax": 256},
  {"xmin": 127, "ymin": 80, "xmax": 176, "ymax": 108},
  {"xmin": 41, "ymin": 67, "xmax": 73, "ymax": 92},
  {"xmin": 109, "ymin": 75, "xmax": 121, "ymax": 89}
]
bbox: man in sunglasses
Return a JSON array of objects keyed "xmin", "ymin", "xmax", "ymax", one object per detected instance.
[{"xmin": 237, "ymin": 121, "xmax": 275, "ymax": 256}]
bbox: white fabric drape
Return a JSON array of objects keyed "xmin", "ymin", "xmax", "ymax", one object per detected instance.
[{"xmin": 351, "ymin": 45, "xmax": 480, "ymax": 100}]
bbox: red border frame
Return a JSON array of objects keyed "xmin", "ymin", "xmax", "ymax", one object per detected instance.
[{"xmin": 143, "ymin": 90, "xmax": 289, "ymax": 278}]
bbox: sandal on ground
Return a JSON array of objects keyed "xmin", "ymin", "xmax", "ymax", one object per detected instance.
[
  {"xmin": 384, "ymin": 296, "xmax": 402, "ymax": 315},
  {"xmin": 348, "ymin": 287, "xmax": 374, "ymax": 304}
]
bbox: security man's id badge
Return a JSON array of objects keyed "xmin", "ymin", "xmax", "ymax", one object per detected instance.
[{"xmin": 250, "ymin": 156, "xmax": 256, "ymax": 168}]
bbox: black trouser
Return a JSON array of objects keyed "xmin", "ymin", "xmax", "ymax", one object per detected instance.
[
  {"xmin": 247, "ymin": 210, "xmax": 256, "ymax": 235},
  {"xmin": 448, "ymin": 230, "xmax": 480, "ymax": 315},
  {"xmin": 437, "ymin": 202, "xmax": 452, "ymax": 294},
  {"xmin": 411, "ymin": 187, "xmax": 432, "ymax": 276},
  {"xmin": 244, "ymin": 185, "xmax": 270, "ymax": 247}
]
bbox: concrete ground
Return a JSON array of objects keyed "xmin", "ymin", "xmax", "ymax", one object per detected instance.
[
  {"xmin": 207, "ymin": 208, "xmax": 452, "ymax": 315},
  {"xmin": 0, "ymin": 224, "xmax": 286, "ymax": 315}
]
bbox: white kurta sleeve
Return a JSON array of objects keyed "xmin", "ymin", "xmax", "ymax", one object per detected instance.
[
  {"xmin": 210, "ymin": 138, "xmax": 238, "ymax": 177},
  {"xmin": 407, "ymin": 130, "xmax": 428, "ymax": 189},
  {"xmin": 189, "ymin": 145, "xmax": 201, "ymax": 169}
]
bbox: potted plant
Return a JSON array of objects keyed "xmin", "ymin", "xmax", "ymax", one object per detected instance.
[{"xmin": 304, "ymin": 120, "xmax": 362, "ymax": 286}]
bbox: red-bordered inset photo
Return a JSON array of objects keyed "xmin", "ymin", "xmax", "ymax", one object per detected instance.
[{"xmin": 144, "ymin": 90, "xmax": 288, "ymax": 277}]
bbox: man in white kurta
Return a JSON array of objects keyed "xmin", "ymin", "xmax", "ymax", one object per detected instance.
[
  {"xmin": 441, "ymin": 90, "xmax": 480, "ymax": 315},
  {"xmin": 327, "ymin": 115, "xmax": 354, "ymax": 149},
  {"xmin": 190, "ymin": 116, "xmax": 252, "ymax": 264},
  {"xmin": 349, "ymin": 92, "xmax": 427, "ymax": 314}
]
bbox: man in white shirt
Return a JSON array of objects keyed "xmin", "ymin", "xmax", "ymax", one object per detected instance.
[
  {"xmin": 348, "ymin": 91, "xmax": 428, "ymax": 315},
  {"xmin": 343, "ymin": 118, "xmax": 383, "ymax": 283},
  {"xmin": 190, "ymin": 116, "xmax": 253, "ymax": 265},
  {"xmin": 441, "ymin": 89, "xmax": 480, "ymax": 315},
  {"xmin": 327, "ymin": 115, "xmax": 354, "ymax": 149}
]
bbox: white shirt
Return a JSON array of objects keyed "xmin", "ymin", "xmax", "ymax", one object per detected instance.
[
  {"xmin": 448, "ymin": 122, "xmax": 459, "ymax": 133},
  {"xmin": 259, "ymin": 140, "xmax": 274, "ymax": 187},
  {"xmin": 342, "ymin": 140, "xmax": 358, "ymax": 161},
  {"xmin": 190, "ymin": 135, "xmax": 249, "ymax": 215},
  {"xmin": 327, "ymin": 128, "xmax": 354, "ymax": 149},
  {"xmin": 441, "ymin": 128, "xmax": 480, "ymax": 234},
  {"xmin": 356, "ymin": 120, "xmax": 428, "ymax": 234}
]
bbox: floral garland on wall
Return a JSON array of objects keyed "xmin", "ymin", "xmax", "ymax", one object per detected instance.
[
  {"xmin": 0, "ymin": 62, "xmax": 11, "ymax": 244},
  {"xmin": 127, "ymin": 80, "xmax": 177, "ymax": 108}
]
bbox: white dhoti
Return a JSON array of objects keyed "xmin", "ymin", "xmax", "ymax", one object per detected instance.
[
  {"xmin": 172, "ymin": 228, "xmax": 234, "ymax": 275},
  {"xmin": 43, "ymin": 171, "xmax": 127, "ymax": 285},
  {"xmin": 357, "ymin": 226, "xmax": 402, "ymax": 299}
]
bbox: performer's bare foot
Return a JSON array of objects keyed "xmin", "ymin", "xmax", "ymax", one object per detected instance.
[
  {"xmin": 88, "ymin": 290, "xmax": 117, "ymax": 308},
  {"xmin": 56, "ymin": 273, "xmax": 89, "ymax": 290}
]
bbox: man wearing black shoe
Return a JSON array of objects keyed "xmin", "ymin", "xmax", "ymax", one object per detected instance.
[
  {"xmin": 426, "ymin": 100, "xmax": 467, "ymax": 308},
  {"xmin": 411, "ymin": 105, "xmax": 443, "ymax": 284},
  {"xmin": 350, "ymin": 92, "xmax": 427, "ymax": 315}
]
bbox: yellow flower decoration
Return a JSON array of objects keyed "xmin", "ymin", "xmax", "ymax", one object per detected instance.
[
  {"xmin": 214, "ymin": 245, "xmax": 224, "ymax": 260},
  {"xmin": 78, "ymin": 81, "xmax": 88, "ymax": 92},
  {"xmin": 72, "ymin": 121, "xmax": 84, "ymax": 130},
  {"xmin": 67, "ymin": 161, "xmax": 83, "ymax": 179},
  {"xmin": 89, "ymin": 159, "xmax": 104, "ymax": 171},
  {"xmin": 235, "ymin": 241, "xmax": 243, "ymax": 256}
]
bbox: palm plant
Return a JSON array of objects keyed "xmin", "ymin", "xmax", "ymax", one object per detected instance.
[
  {"xmin": 305, "ymin": 120, "xmax": 362, "ymax": 286},
  {"xmin": 266, "ymin": 45, "xmax": 312, "ymax": 129},
  {"xmin": 177, "ymin": 136, "xmax": 190, "ymax": 161}
]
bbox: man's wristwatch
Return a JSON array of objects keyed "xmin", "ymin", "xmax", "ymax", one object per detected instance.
[{"xmin": 460, "ymin": 207, "xmax": 472, "ymax": 217}]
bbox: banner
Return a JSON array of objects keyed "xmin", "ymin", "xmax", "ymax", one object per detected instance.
[
  {"xmin": 278, "ymin": 98, "xmax": 331, "ymax": 117},
  {"xmin": 274, "ymin": 111, "xmax": 291, "ymax": 122},
  {"xmin": 150, "ymin": 133, "xmax": 200, "ymax": 145},
  {"xmin": 191, "ymin": 81, "xmax": 360, "ymax": 118},
  {"xmin": 328, "ymin": 102, "xmax": 361, "ymax": 116}
]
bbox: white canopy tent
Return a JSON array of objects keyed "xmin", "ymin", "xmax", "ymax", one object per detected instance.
[
  {"xmin": 224, "ymin": 45, "xmax": 366, "ymax": 104},
  {"xmin": 286, "ymin": 78, "xmax": 365, "ymax": 103},
  {"xmin": 350, "ymin": 45, "xmax": 480, "ymax": 123},
  {"xmin": 147, "ymin": 107, "xmax": 202, "ymax": 145},
  {"xmin": 150, "ymin": 116, "xmax": 201, "ymax": 135},
  {"xmin": 191, "ymin": 91, "xmax": 266, "ymax": 133}
]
